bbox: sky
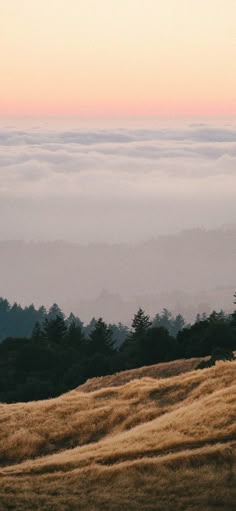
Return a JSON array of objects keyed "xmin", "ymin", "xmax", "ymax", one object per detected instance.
[
  {"xmin": 0, "ymin": 0, "xmax": 236, "ymax": 116},
  {"xmin": 0, "ymin": 2, "xmax": 236, "ymax": 244}
]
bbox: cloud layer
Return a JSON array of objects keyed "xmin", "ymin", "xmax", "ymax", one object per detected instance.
[{"xmin": 0, "ymin": 120, "xmax": 236, "ymax": 241}]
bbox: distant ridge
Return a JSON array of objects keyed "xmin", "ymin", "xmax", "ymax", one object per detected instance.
[{"xmin": 0, "ymin": 227, "xmax": 235, "ymax": 322}]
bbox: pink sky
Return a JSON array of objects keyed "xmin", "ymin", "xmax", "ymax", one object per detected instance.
[{"xmin": 1, "ymin": 0, "xmax": 236, "ymax": 117}]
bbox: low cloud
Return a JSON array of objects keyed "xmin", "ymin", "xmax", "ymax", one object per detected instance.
[{"xmin": 0, "ymin": 121, "xmax": 236, "ymax": 241}]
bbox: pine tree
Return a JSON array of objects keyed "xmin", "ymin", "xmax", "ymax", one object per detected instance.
[
  {"xmin": 132, "ymin": 308, "xmax": 151, "ymax": 336},
  {"xmin": 67, "ymin": 320, "xmax": 85, "ymax": 349},
  {"xmin": 43, "ymin": 314, "xmax": 67, "ymax": 344},
  {"xmin": 31, "ymin": 321, "xmax": 44, "ymax": 342},
  {"xmin": 38, "ymin": 306, "xmax": 47, "ymax": 322},
  {"xmin": 88, "ymin": 318, "xmax": 114, "ymax": 355},
  {"xmin": 121, "ymin": 309, "xmax": 151, "ymax": 367},
  {"xmin": 47, "ymin": 303, "xmax": 64, "ymax": 320},
  {"xmin": 109, "ymin": 322, "xmax": 129, "ymax": 348},
  {"xmin": 152, "ymin": 309, "xmax": 173, "ymax": 333},
  {"xmin": 172, "ymin": 314, "xmax": 185, "ymax": 337},
  {"xmin": 66, "ymin": 313, "xmax": 83, "ymax": 330},
  {"xmin": 84, "ymin": 317, "xmax": 97, "ymax": 337}
]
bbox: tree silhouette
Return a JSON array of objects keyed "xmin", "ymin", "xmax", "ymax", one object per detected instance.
[
  {"xmin": 47, "ymin": 303, "xmax": 64, "ymax": 320},
  {"xmin": 43, "ymin": 314, "xmax": 67, "ymax": 344},
  {"xmin": 121, "ymin": 308, "xmax": 151, "ymax": 367},
  {"xmin": 31, "ymin": 321, "xmax": 44, "ymax": 342},
  {"xmin": 172, "ymin": 314, "xmax": 185, "ymax": 336},
  {"xmin": 67, "ymin": 320, "xmax": 85, "ymax": 350},
  {"xmin": 109, "ymin": 322, "xmax": 130, "ymax": 348},
  {"xmin": 132, "ymin": 308, "xmax": 151, "ymax": 335},
  {"xmin": 88, "ymin": 318, "xmax": 114, "ymax": 356},
  {"xmin": 66, "ymin": 312, "xmax": 83, "ymax": 330}
]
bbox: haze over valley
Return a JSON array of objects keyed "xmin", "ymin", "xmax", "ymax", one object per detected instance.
[{"xmin": 0, "ymin": 227, "xmax": 235, "ymax": 323}]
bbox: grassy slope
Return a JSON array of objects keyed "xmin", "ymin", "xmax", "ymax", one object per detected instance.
[
  {"xmin": 79, "ymin": 356, "xmax": 204, "ymax": 392},
  {"xmin": 0, "ymin": 359, "xmax": 235, "ymax": 511}
]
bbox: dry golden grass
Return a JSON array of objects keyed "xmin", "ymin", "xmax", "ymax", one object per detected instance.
[
  {"xmin": 0, "ymin": 357, "xmax": 225, "ymax": 465},
  {"xmin": 0, "ymin": 359, "xmax": 235, "ymax": 510}
]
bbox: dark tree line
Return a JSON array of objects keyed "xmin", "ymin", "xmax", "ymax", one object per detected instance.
[
  {"xmin": 0, "ymin": 298, "xmax": 46, "ymax": 340},
  {"xmin": 0, "ymin": 299, "xmax": 130, "ymax": 346},
  {"xmin": 0, "ymin": 296, "xmax": 235, "ymax": 403},
  {"xmin": 0, "ymin": 297, "xmax": 186, "ymax": 345}
]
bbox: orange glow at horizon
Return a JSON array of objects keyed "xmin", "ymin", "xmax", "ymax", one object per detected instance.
[{"xmin": 0, "ymin": 0, "xmax": 235, "ymax": 117}]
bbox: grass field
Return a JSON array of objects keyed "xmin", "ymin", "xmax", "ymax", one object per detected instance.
[{"xmin": 0, "ymin": 358, "xmax": 235, "ymax": 510}]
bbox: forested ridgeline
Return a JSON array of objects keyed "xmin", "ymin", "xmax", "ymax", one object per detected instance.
[
  {"xmin": 0, "ymin": 295, "xmax": 236, "ymax": 404},
  {"xmin": 0, "ymin": 298, "xmax": 187, "ymax": 342}
]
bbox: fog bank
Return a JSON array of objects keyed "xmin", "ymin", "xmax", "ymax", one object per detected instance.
[{"xmin": 0, "ymin": 118, "xmax": 236, "ymax": 242}]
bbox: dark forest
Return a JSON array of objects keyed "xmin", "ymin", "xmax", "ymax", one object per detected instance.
[{"xmin": 0, "ymin": 295, "xmax": 235, "ymax": 403}]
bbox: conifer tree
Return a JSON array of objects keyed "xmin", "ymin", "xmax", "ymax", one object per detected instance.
[
  {"xmin": 67, "ymin": 320, "xmax": 85, "ymax": 349},
  {"xmin": 47, "ymin": 303, "xmax": 64, "ymax": 320},
  {"xmin": 121, "ymin": 308, "xmax": 151, "ymax": 367},
  {"xmin": 132, "ymin": 308, "xmax": 151, "ymax": 336},
  {"xmin": 31, "ymin": 321, "xmax": 44, "ymax": 342},
  {"xmin": 43, "ymin": 314, "xmax": 67, "ymax": 344},
  {"xmin": 88, "ymin": 318, "xmax": 114, "ymax": 355}
]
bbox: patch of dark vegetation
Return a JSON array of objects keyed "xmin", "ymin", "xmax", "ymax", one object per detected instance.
[
  {"xmin": 197, "ymin": 348, "xmax": 235, "ymax": 370},
  {"xmin": 0, "ymin": 294, "xmax": 235, "ymax": 403}
]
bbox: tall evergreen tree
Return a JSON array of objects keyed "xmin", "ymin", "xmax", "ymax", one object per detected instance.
[
  {"xmin": 122, "ymin": 309, "xmax": 151, "ymax": 367},
  {"xmin": 66, "ymin": 312, "xmax": 83, "ymax": 330},
  {"xmin": 88, "ymin": 318, "xmax": 114, "ymax": 355},
  {"xmin": 67, "ymin": 320, "xmax": 85, "ymax": 350},
  {"xmin": 132, "ymin": 308, "xmax": 151, "ymax": 336},
  {"xmin": 43, "ymin": 314, "xmax": 67, "ymax": 344},
  {"xmin": 47, "ymin": 303, "xmax": 64, "ymax": 320},
  {"xmin": 172, "ymin": 314, "xmax": 185, "ymax": 337},
  {"xmin": 31, "ymin": 321, "xmax": 44, "ymax": 342},
  {"xmin": 109, "ymin": 322, "xmax": 130, "ymax": 348},
  {"xmin": 84, "ymin": 317, "xmax": 97, "ymax": 337}
]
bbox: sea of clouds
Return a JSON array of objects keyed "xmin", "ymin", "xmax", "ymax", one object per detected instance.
[{"xmin": 0, "ymin": 120, "xmax": 235, "ymax": 242}]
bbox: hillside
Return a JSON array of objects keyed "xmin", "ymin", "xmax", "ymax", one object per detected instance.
[
  {"xmin": 79, "ymin": 356, "xmax": 204, "ymax": 392},
  {"xmin": 0, "ymin": 359, "xmax": 235, "ymax": 510}
]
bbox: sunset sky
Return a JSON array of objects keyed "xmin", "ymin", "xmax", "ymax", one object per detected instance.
[{"xmin": 1, "ymin": 0, "xmax": 236, "ymax": 116}]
